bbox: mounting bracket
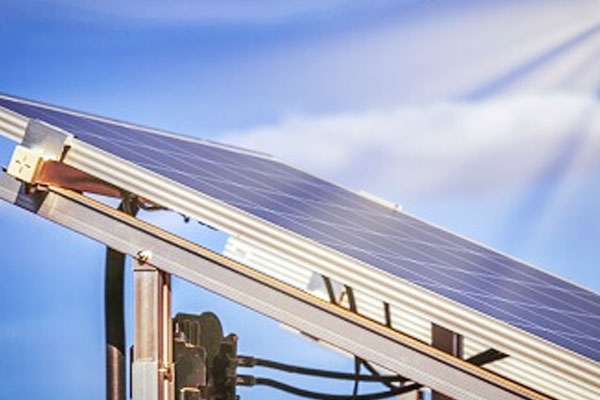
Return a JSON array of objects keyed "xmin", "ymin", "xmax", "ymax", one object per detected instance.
[{"xmin": 6, "ymin": 119, "xmax": 72, "ymax": 183}]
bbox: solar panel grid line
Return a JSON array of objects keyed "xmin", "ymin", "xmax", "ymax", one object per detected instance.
[
  {"xmin": 463, "ymin": 292, "xmax": 600, "ymax": 320},
  {"xmin": 39, "ymin": 106, "xmax": 305, "ymax": 197},
  {"xmin": 133, "ymin": 164, "xmax": 394, "ymax": 217},
  {"xmin": 129, "ymin": 152, "xmax": 370, "ymax": 222},
  {"xmin": 64, "ymin": 134, "xmax": 310, "ymax": 186},
  {"xmin": 0, "ymin": 94, "xmax": 275, "ymax": 160},
  {"xmin": 82, "ymin": 118, "xmax": 285, "ymax": 178},
  {"xmin": 129, "ymin": 158, "xmax": 419, "ymax": 226},
  {"xmin": 48, "ymin": 138, "xmax": 600, "ymax": 389},
  {"xmin": 30, "ymin": 104, "xmax": 404, "ymax": 222},
  {"xmin": 63, "ymin": 135, "xmax": 320, "ymax": 219},
  {"xmin": 1, "ymin": 97, "xmax": 599, "ymax": 397},
  {"xmin": 396, "ymin": 207, "xmax": 600, "ymax": 299}
]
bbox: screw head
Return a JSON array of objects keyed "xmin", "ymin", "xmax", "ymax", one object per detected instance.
[{"xmin": 137, "ymin": 250, "xmax": 152, "ymax": 264}]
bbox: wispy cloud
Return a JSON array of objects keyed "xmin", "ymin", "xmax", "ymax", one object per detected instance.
[{"xmin": 221, "ymin": 94, "xmax": 600, "ymax": 202}]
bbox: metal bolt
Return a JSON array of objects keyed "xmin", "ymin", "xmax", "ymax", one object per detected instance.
[{"xmin": 137, "ymin": 250, "xmax": 152, "ymax": 264}]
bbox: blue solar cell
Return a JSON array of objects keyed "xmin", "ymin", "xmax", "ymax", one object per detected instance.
[{"xmin": 1, "ymin": 95, "xmax": 599, "ymax": 364}]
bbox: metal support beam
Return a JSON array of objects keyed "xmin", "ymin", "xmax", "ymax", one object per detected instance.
[
  {"xmin": 132, "ymin": 261, "xmax": 173, "ymax": 400},
  {"xmin": 105, "ymin": 248, "xmax": 129, "ymax": 400},
  {"xmin": 0, "ymin": 176, "xmax": 553, "ymax": 400}
]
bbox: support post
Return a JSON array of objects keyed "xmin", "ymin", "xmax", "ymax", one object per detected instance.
[
  {"xmin": 132, "ymin": 259, "xmax": 173, "ymax": 400},
  {"xmin": 106, "ymin": 199, "xmax": 138, "ymax": 400},
  {"xmin": 105, "ymin": 248, "xmax": 128, "ymax": 400},
  {"xmin": 431, "ymin": 324, "xmax": 463, "ymax": 400}
]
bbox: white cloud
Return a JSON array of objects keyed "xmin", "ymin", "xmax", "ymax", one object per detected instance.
[{"xmin": 221, "ymin": 94, "xmax": 600, "ymax": 202}]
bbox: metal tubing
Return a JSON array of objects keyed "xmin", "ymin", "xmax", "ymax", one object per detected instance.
[
  {"xmin": 132, "ymin": 262, "xmax": 173, "ymax": 400},
  {"xmin": 105, "ymin": 248, "xmax": 128, "ymax": 400},
  {"xmin": 105, "ymin": 199, "xmax": 138, "ymax": 400}
]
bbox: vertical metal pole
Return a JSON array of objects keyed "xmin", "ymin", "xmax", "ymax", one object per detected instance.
[
  {"xmin": 106, "ymin": 199, "xmax": 138, "ymax": 400},
  {"xmin": 132, "ymin": 259, "xmax": 174, "ymax": 400},
  {"xmin": 431, "ymin": 324, "xmax": 463, "ymax": 400},
  {"xmin": 105, "ymin": 249, "xmax": 128, "ymax": 400}
]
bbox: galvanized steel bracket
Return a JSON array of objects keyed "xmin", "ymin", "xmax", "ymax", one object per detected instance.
[{"xmin": 6, "ymin": 119, "xmax": 73, "ymax": 183}]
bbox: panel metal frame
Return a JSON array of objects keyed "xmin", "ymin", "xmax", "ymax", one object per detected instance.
[{"xmin": 0, "ymin": 174, "xmax": 553, "ymax": 400}]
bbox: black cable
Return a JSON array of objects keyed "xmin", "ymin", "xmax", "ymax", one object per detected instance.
[
  {"xmin": 279, "ymin": 278, "xmax": 406, "ymax": 391},
  {"xmin": 351, "ymin": 356, "xmax": 360, "ymax": 399},
  {"xmin": 361, "ymin": 361, "xmax": 401, "ymax": 390},
  {"xmin": 239, "ymin": 344, "xmax": 507, "ymax": 400},
  {"xmin": 346, "ymin": 285, "xmax": 403, "ymax": 391},
  {"xmin": 238, "ymin": 376, "xmax": 420, "ymax": 400},
  {"xmin": 237, "ymin": 356, "xmax": 404, "ymax": 383},
  {"xmin": 105, "ymin": 196, "xmax": 139, "ymax": 400},
  {"xmin": 345, "ymin": 285, "xmax": 364, "ymax": 398}
]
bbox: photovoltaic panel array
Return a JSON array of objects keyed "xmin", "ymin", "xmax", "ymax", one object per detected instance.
[{"xmin": 1, "ymin": 95, "xmax": 599, "ymax": 364}]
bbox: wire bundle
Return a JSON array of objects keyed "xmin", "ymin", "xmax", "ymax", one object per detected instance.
[{"xmin": 237, "ymin": 355, "xmax": 415, "ymax": 400}]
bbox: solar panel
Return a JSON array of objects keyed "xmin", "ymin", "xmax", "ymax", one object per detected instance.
[{"xmin": 0, "ymin": 95, "xmax": 598, "ymax": 368}]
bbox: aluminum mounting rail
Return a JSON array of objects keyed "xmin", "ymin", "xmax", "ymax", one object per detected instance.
[{"xmin": 0, "ymin": 173, "xmax": 553, "ymax": 400}]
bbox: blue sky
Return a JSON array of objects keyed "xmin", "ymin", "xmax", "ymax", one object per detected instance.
[{"xmin": 0, "ymin": 1, "xmax": 599, "ymax": 399}]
